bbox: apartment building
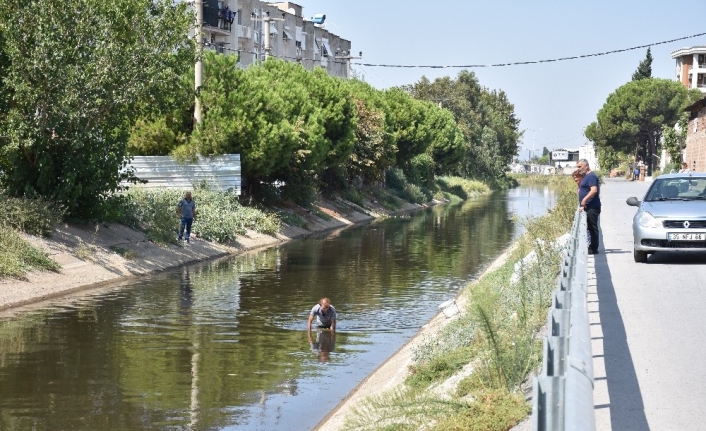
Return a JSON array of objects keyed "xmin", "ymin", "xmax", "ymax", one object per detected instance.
[
  {"xmin": 199, "ymin": 0, "xmax": 353, "ymax": 79},
  {"xmin": 671, "ymin": 46, "xmax": 706, "ymax": 93},
  {"xmin": 672, "ymin": 46, "xmax": 706, "ymax": 172}
]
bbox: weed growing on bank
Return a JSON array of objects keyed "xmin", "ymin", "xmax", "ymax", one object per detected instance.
[
  {"xmin": 2, "ymin": 194, "xmax": 63, "ymax": 237},
  {"xmin": 342, "ymin": 177, "xmax": 577, "ymax": 431},
  {"xmin": 0, "ymin": 228, "xmax": 60, "ymax": 278},
  {"xmin": 0, "ymin": 191, "xmax": 62, "ymax": 278},
  {"xmin": 435, "ymin": 176, "xmax": 490, "ymax": 200}
]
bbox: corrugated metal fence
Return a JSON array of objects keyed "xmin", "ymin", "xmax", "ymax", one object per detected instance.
[
  {"xmin": 122, "ymin": 155, "xmax": 241, "ymax": 194},
  {"xmin": 532, "ymin": 209, "xmax": 595, "ymax": 431}
]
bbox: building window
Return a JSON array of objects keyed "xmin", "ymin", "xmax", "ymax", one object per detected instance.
[
  {"xmin": 699, "ymin": 54, "xmax": 706, "ymax": 67},
  {"xmin": 321, "ymin": 41, "xmax": 332, "ymax": 58},
  {"xmin": 697, "ymin": 74, "xmax": 706, "ymax": 88}
]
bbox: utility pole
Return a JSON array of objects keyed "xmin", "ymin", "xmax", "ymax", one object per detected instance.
[
  {"xmin": 194, "ymin": 0, "xmax": 203, "ymax": 124},
  {"xmin": 335, "ymin": 50, "xmax": 362, "ymax": 79},
  {"xmin": 262, "ymin": 11, "xmax": 284, "ymax": 62}
]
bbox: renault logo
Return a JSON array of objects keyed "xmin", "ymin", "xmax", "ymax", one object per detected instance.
[{"xmin": 684, "ymin": 221, "xmax": 691, "ymax": 229}]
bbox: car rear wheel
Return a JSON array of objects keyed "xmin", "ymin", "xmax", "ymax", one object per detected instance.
[{"xmin": 634, "ymin": 249, "xmax": 648, "ymax": 263}]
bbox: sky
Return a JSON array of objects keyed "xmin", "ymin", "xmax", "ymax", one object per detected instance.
[{"xmin": 291, "ymin": 0, "xmax": 706, "ymax": 159}]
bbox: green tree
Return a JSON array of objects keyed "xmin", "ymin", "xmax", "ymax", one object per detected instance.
[
  {"xmin": 407, "ymin": 71, "xmax": 521, "ymax": 182},
  {"xmin": 632, "ymin": 47, "xmax": 653, "ymax": 81},
  {"xmin": 424, "ymin": 104, "xmax": 464, "ymax": 175},
  {"xmin": 383, "ymin": 88, "xmax": 433, "ymax": 171},
  {"xmin": 184, "ymin": 56, "xmax": 360, "ymax": 203},
  {"xmin": 586, "ymin": 78, "xmax": 701, "ymax": 174},
  {"xmin": 346, "ymin": 99, "xmax": 392, "ymax": 184},
  {"xmin": 0, "ymin": 0, "xmax": 193, "ymax": 218},
  {"xmin": 128, "ymin": 73, "xmax": 194, "ymax": 156},
  {"xmin": 186, "ymin": 54, "xmax": 320, "ymax": 193},
  {"xmin": 662, "ymin": 113, "xmax": 689, "ymax": 166},
  {"xmin": 341, "ymin": 79, "xmax": 397, "ymax": 186}
]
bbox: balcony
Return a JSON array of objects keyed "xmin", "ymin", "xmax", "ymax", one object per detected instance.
[
  {"xmin": 203, "ymin": 10, "xmax": 233, "ymax": 36},
  {"xmin": 238, "ymin": 25, "xmax": 252, "ymax": 39}
]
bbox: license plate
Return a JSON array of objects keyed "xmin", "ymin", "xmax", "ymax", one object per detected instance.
[{"xmin": 668, "ymin": 232, "xmax": 706, "ymax": 241}]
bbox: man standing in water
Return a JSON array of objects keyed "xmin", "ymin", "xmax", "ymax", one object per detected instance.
[
  {"xmin": 177, "ymin": 191, "xmax": 196, "ymax": 243},
  {"xmin": 576, "ymin": 159, "xmax": 601, "ymax": 254},
  {"xmin": 307, "ymin": 297, "xmax": 336, "ymax": 331}
]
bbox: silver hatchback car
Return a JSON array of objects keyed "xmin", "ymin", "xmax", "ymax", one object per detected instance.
[{"xmin": 627, "ymin": 173, "xmax": 706, "ymax": 263}]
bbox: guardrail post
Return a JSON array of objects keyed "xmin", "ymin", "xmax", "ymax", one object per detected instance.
[{"xmin": 532, "ymin": 210, "xmax": 595, "ymax": 431}]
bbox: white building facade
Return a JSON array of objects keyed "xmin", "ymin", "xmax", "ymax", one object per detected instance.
[
  {"xmin": 198, "ymin": 1, "xmax": 353, "ymax": 79},
  {"xmin": 671, "ymin": 46, "xmax": 706, "ymax": 94}
]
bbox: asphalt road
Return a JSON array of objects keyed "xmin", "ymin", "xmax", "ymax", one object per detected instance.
[{"xmin": 591, "ymin": 178, "xmax": 706, "ymax": 431}]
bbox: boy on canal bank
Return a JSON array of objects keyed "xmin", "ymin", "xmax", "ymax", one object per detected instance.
[{"xmin": 176, "ymin": 191, "xmax": 197, "ymax": 243}]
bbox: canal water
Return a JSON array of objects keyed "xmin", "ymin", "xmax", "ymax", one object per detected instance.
[{"xmin": 0, "ymin": 186, "xmax": 556, "ymax": 431}]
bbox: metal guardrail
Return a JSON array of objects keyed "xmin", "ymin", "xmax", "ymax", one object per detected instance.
[
  {"xmin": 122, "ymin": 155, "xmax": 241, "ymax": 194},
  {"xmin": 532, "ymin": 209, "xmax": 595, "ymax": 431}
]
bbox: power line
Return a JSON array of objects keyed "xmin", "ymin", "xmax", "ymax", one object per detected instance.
[{"xmin": 352, "ymin": 31, "xmax": 706, "ymax": 69}]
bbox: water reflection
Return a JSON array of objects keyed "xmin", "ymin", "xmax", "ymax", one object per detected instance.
[
  {"xmin": 0, "ymin": 186, "xmax": 555, "ymax": 431},
  {"xmin": 308, "ymin": 330, "xmax": 336, "ymax": 363}
]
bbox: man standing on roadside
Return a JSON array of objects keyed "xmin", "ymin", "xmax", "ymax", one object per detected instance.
[
  {"xmin": 177, "ymin": 191, "xmax": 196, "ymax": 243},
  {"xmin": 576, "ymin": 159, "xmax": 601, "ymax": 254}
]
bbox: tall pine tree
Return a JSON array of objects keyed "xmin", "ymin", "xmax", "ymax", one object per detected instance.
[{"xmin": 632, "ymin": 47, "xmax": 653, "ymax": 81}]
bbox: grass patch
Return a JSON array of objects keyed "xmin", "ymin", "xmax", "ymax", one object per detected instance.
[
  {"xmin": 435, "ymin": 177, "xmax": 490, "ymax": 200},
  {"xmin": 407, "ymin": 347, "xmax": 474, "ymax": 390},
  {"xmin": 278, "ymin": 211, "xmax": 307, "ymax": 228},
  {"xmin": 110, "ymin": 246, "xmax": 138, "ymax": 260},
  {"xmin": 0, "ymin": 228, "xmax": 60, "ymax": 278},
  {"xmin": 343, "ymin": 387, "xmax": 528, "ymax": 431},
  {"xmin": 311, "ymin": 206, "xmax": 333, "ymax": 221},
  {"xmin": 431, "ymin": 388, "xmax": 530, "ymax": 431},
  {"xmin": 342, "ymin": 188, "xmax": 365, "ymax": 208}
]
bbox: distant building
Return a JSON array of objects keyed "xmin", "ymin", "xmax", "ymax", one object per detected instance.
[
  {"xmin": 578, "ymin": 141, "xmax": 599, "ymax": 171},
  {"xmin": 671, "ymin": 46, "xmax": 706, "ymax": 93},
  {"xmin": 672, "ymin": 46, "xmax": 706, "ymax": 172},
  {"xmin": 549, "ymin": 148, "xmax": 580, "ymax": 169},
  {"xmin": 197, "ymin": 0, "xmax": 353, "ymax": 79},
  {"xmin": 547, "ymin": 142, "xmax": 599, "ymax": 172}
]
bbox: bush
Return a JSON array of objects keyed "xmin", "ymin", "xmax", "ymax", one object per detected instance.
[
  {"xmin": 399, "ymin": 183, "xmax": 429, "ymax": 204},
  {"xmin": 120, "ymin": 185, "xmax": 280, "ymax": 244},
  {"xmin": 1, "ymin": 194, "xmax": 63, "ymax": 237},
  {"xmin": 407, "ymin": 153, "xmax": 435, "ymax": 187},
  {"xmin": 341, "ymin": 187, "xmax": 365, "ymax": 208},
  {"xmin": 385, "ymin": 168, "xmax": 408, "ymax": 192},
  {"xmin": 385, "ymin": 169, "xmax": 431, "ymax": 204}
]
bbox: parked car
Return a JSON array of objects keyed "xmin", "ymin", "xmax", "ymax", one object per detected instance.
[{"xmin": 626, "ymin": 173, "xmax": 706, "ymax": 263}]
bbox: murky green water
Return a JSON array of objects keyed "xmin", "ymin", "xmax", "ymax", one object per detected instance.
[{"xmin": 0, "ymin": 186, "xmax": 555, "ymax": 431}]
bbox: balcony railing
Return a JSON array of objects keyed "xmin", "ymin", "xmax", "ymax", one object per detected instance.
[{"xmin": 238, "ymin": 25, "xmax": 252, "ymax": 39}]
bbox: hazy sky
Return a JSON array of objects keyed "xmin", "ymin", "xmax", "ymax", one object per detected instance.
[{"xmin": 292, "ymin": 0, "xmax": 706, "ymax": 158}]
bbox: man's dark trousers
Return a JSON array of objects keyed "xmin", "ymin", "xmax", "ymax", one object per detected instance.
[{"xmin": 586, "ymin": 206, "xmax": 601, "ymax": 252}]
